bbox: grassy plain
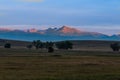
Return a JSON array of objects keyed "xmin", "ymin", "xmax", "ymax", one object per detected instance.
[{"xmin": 0, "ymin": 48, "xmax": 120, "ymax": 80}]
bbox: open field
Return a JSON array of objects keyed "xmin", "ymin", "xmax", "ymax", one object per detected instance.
[
  {"xmin": 72, "ymin": 40, "xmax": 120, "ymax": 51},
  {"xmin": 0, "ymin": 48, "xmax": 120, "ymax": 80}
]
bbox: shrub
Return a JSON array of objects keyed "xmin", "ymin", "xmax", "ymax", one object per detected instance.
[
  {"xmin": 48, "ymin": 47, "xmax": 54, "ymax": 53},
  {"xmin": 110, "ymin": 43, "xmax": 120, "ymax": 52},
  {"xmin": 55, "ymin": 41, "xmax": 73, "ymax": 50},
  {"xmin": 45, "ymin": 42, "xmax": 54, "ymax": 49},
  {"xmin": 4, "ymin": 43, "xmax": 11, "ymax": 48}
]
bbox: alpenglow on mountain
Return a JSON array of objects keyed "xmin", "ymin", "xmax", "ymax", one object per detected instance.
[
  {"xmin": 0, "ymin": 26, "xmax": 119, "ymax": 41},
  {"xmin": 26, "ymin": 26, "xmax": 82, "ymax": 35},
  {"xmin": 26, "ymin": 26, "xmax": 105, "ymax": 36}
]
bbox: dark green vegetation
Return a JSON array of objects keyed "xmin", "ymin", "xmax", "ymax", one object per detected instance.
[
  {"xmin": 4, "ymin": 43, "xmax": 11, "ymax": 48},
  {"xmin": 32, "ymin": 40, "xmax": 54, "ymax": 49},
  {"xmin": 56, "ymin": 41, "xmax": 73, "ymax": 49},
  {"xmin": 110, "ymin": 43, "xmax": 120, "ymax": 51},
  {"xmin": 0, "ymin": 39, "xmax": 120, "ymax": 50},
  {"xmin": 0, "ymin": 39, "xmax": 120, "ymax": 80}
]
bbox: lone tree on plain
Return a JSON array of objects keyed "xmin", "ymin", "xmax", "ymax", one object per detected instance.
[
  {"xmin": 55, "ymin": 41, "xmax": 73, "ymax": 50},
  {"xmin": 4, "ymin": 43, "xmax": 11, "ymax": 48},
  {"xmin": 48, "ymin": 47, "xmax": 54, "ymax": 53},
  {"xmin": 110, "ymin": 43, "xmax": 120, "ymax": 52}
]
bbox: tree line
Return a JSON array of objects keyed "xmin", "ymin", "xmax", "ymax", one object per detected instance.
[
  {"xmin": 31, "ymin": 40, "xmax": 73, "ymax": 52},
  {"xmin": 3, "ymin": 40, "xmax": 73, "ymax": 53},
  {"xmin": 3, "ymin": 40, "xmax": 120, "ymax": 52}
]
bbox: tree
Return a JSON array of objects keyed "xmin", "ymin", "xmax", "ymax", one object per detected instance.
[
  {"xmin": 65, "ymin": 41, "xmax": 73, "ymax": 49},
  {"xmin": 32, "ymin": 40, "xmax": 44, "ymax": 49},
  {"xmin": 110, "ymin": 43, "xmax": 120, "ymax": 52},
  {"xmin": 27, "ymin": 45, "xmax": 33, "ymax": 49},
  {"xmin": 45, "ymin": 41, "xmax": 54, "ymax": 49},
  {"xmin": 48, "ymin": 47, "xmax": 54, "ymax": 53},
  {"xmin": 55, "ymin": 41, "xmax": 73, "ymax": 50},
  {"xmin": 4, "ymin": 43, "xmax": 11, "ymax": 48}
]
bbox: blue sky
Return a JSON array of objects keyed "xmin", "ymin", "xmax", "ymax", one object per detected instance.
[{"xmin": 0, "ymin": 0, "xmax": 120, "ymax": 34}]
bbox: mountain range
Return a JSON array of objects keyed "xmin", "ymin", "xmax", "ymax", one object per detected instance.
[{"xmin": 0, "ymin": 26, "xmax": 120, "ymax": 41}]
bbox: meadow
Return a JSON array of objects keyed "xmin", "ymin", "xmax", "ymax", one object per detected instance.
[{"xmin": 0, "ymin": 48, "xmax": 120, "ymax": 80}]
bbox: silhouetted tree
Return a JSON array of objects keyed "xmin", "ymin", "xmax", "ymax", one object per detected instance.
[
  {"xmin": 32, "ymin": 40, "xmax": 44, "ymax": 49},
  {"xmin": 65, "ymin": 41, "xmax": 73, "ymax": 49},
  {"xmin": 45, "ymin": 41, "xmax": 54, "ymax": 49},
  {"xmin": 110, "ymin": 43, "xmax": 120, "ymax": 52},
  {"xmin": 27, "ymin": 45, "xmax": 33, "ymax": 49},
  {"xmin": 4, "ymin": 43, "xmax": 11, "ymax": 48},
  {"xmin": 55, "ymin": 41, "xmax": 73, "ymax": 50},
  {"xmin": 48, "ymin": 47, "xmax": 54, "ymax": 53}
]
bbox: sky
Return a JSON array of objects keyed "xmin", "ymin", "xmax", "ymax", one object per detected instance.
[{"xmin": 0, "ymin": 0, "xmax": 120, "ymax": 35}]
